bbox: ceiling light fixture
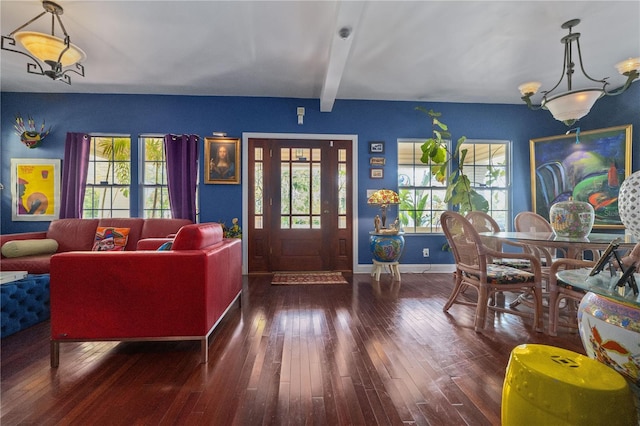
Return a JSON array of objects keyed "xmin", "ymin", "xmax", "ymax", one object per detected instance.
[
  {"xmin": 518, "ymin": 19, "xmax": 639, "ymax": 126},
  {"xmin": 1, "ymin": 0, "xmax": 86, "ymax": 84}
]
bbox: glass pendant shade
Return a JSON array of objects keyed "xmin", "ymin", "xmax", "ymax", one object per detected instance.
[
  {"xmin": 14, "ymin": 31, "xmax": 86, "ymax": 67},
  {"xmin": 543, "ymin": 89, "xmax": 603, "ymax": 124}
]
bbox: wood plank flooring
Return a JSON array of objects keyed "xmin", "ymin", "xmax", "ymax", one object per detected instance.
[{"xmin": 1, "ymin": 272, "xmax": 584, "ymax": 425}]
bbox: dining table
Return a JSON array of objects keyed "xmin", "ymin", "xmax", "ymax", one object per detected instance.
[{"xmin": 478, "ymin": 231, "xmax": 638, "ymax": 260}]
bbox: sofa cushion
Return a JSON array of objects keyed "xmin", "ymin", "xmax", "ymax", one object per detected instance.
[
  {"xmin": 172, "ymin": 223, "xmax": 223, "ymax": 250},
  {"xmin": 0, "ymin": 255, "xmax": 51, "ymax": 275},
  {"xmin": 1, "ymin": 239, "xmax": 58, "ymax": 258},
  {"xmin": 92, "ymin": 227, "xmax": 130, "ymax": 251},
  {"xmin": 98, "ymin": 218, "xmax": 144, "ymax": 251},
  {"xmin": 140, "ymin": 218, "xmax": 193, "ymax": 239},
  {"xmin": 46, "ymin": 219, "xmax": 99, "ymax": 252}
]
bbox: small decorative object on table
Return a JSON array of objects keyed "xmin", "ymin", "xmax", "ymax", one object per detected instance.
[{"xmin": 549, "ymin": 197, "xmax": 595, "ymax": 238}]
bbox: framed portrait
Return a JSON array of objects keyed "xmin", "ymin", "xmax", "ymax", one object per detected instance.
[
  {"xmin": 205, "ymin": 137, "xmax": 240, "ymax": 184},
  {"xmin": 11, "ymin": 158, "xmax": 61, "ymax": 221},
  {"xmin": 369, "ymin": 141, "xmax": 385, "ymax": 154},
  {"xmin": 530, "ymin": 124, "xmax": 632, "ymax": 229},
  {"xmin": 370, "ymin": 157, "xmax": 386, "ymax": 166},
  {"xmin": 370, "ymin": 168, "xmax": 384, "ymax": 179}
]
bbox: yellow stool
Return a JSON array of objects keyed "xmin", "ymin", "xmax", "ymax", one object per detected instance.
[{"xmin": 502, "ymin": 344, "xmax": 637, "ymax": 426}]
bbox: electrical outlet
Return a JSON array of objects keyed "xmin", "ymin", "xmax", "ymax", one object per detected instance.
[{"xmin": 422, "ymin": 248, "xmax": 430, "ymax": 257}]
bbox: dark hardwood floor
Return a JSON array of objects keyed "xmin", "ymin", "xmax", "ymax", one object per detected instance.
[{"xmin": 1, "ymin": 272, "xmax": 584, "ymax": 425}]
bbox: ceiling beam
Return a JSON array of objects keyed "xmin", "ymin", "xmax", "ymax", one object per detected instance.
[{"xmin": 320, "ymin": 1, "xmax": 365, "ymax": 112}]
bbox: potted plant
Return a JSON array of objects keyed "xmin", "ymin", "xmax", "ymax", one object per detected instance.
[{"xmin": 416, "ymin": 107, "xmax": 489, "ymax": 214}]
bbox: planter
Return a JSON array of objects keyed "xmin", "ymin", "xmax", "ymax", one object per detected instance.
[
  {"xmin": 369, "ymin": 232, "xmax": 405, "ymax": 263},
  {"xmin": 578, "ymin": 291, "xmax": 640, "ymax": 417}
]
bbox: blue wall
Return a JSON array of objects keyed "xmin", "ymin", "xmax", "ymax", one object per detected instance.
[{"xmin": 1, "ymin": 84, "xmax": 638, "ymax": 267}]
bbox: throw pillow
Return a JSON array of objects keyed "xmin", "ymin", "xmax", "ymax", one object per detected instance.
[
  {"xmin": 1, "ymin": 239, "xmax": 59, "ymax": 258},
  {"xmin": 157, "ymin": 241, "xmax": 173, "ymax": 251},
  {"xmin": 92, "ymin": 227, "xmax": 130, "ymax": 251}
]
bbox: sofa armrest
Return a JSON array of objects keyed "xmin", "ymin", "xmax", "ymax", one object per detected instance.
[{"xmin": 51, "ymin": 251, "xmax": 210, "ymax": 339}]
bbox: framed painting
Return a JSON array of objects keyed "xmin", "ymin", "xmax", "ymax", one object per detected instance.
[
  {"xmin": 369, "ymin": 141, "xmax": 385, "ymax": 154},
  {"xmin": 370, "ymin": 168, "xmax": 384, "ymax": 179},
  {"xmin": 11, "ymin": 158, "xmax": 61, "ymax": 221},
  {"xmin": 370, "ymin": 157, "xmax": 386, "ymax": 166},
  {"xmin": 204, "ymin": 137, "xmax": 240, "ymax": 184},
  {"xmin": 530, "ymin": 124, "xmax": 632, "ymax": 229}
]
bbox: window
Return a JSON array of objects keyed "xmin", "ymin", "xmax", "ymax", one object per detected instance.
[
  {"xmin": 461, "ymin": 140, "xmax": 510, "ymax": 230},
  {"xmin": 398, "ymin": 139, "xmax": 510, "ymax": 233},
  {"xmin": 398, "ymin": 139, "xmax": 447, "ymax": 233},
  {"xmin": 83, "ymin": 134, "xmax": 173, "ymax": 219},
  {"xmin": 140, "ymin": 136, "xmax": 171, "ymax": 218},
  {"xmin": 84, "ymin": 135, "xmax": 132, "ymax": 218}
]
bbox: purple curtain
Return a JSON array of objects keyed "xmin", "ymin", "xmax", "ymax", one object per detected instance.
[
  {"xmin": 164, "ymin": 134, "xmax": 199, "ymax": 221},
  {"xmin": 59, "ymin": 132, "xmax": 90, "ymax": 218}
]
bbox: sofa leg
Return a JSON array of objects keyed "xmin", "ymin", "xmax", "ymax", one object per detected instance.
[
  {"xmin": 51, "ymin": 341, "xmax": 59, "ymax": 368},
  {"xmin": 201, "ymin": 338, "xmax": 208, "ymax": 364}
]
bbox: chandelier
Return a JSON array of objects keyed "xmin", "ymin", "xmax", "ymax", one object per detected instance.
[
  {"xmin": 518, "ymin": 19, "xmax": 639, "ymax": 126},
  {"xmin": 1, "ymin": 1, "xmax": 86, "ymax": 84}
]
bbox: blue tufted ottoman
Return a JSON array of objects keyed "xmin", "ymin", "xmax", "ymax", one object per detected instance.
[{"xmin": 1, "ymin": 274, "xmax": 50, "ymax": 338}]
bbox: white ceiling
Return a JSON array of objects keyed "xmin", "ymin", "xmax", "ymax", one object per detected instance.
[{"xmin": 1, "ymin": 1, "xmax": 639, "ymax": 112}]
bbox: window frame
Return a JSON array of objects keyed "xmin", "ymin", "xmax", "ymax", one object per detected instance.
[
  {"xmin": 139, "ymin": 135, "xmax": 172, "ymax": 218},
  {"xmin": 83, "ymin": 134, "xmax": 132, "ymax": 218},
  {"xmin": 397, "ymin": 138, "xmax": 512, "ymax": 234}
]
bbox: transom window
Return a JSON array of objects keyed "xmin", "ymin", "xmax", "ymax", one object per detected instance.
[{"xmin": 398, "ymin": 138, "xmax": 511, "ymax": 233}]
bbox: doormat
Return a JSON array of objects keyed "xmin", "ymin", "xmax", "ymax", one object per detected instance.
[{"xmin": 271, "ymin": 272, "xmax": 348, "ymax": 285}]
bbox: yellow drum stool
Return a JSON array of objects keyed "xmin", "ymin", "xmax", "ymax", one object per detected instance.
[{"xmin": 502, "ymin": 344, "xmax": 637, "ymax": 426}]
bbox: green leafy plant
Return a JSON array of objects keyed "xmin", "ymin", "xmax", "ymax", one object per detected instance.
[{"xmin": 416, "ymin": 107, "xmax": 488, "ymax": 214}]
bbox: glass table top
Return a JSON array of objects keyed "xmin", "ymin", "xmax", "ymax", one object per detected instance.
[{"xmin": 557, "ymin": 268, "xmax": 640, "ymax": 307}]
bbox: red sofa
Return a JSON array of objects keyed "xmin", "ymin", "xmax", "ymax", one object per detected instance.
[
  {"xmin": 49, "ymin": 222, "xmax": 242, "ymax": 366},
  {"xmin": 1, "ymin": 218, "xmax": 192, "ymax": 274}
]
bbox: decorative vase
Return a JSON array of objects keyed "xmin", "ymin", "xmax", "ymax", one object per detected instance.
[
  {"xmin": 369, "ymin": 232, "xmax": 405, "ymax": 262},
  {"xmin": 549, "ymin": 198, "xmax": 595, "ymax": 238},
  {"xmin": 578, "ymin": 292, "xmax": 640, "ymax": 413},
  {"xmin": 619, "ymin": 170, "xmax": 640, "ymax": 238}
]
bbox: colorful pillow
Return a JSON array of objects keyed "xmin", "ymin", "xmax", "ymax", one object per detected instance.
[
  {"xmin": 92, "ymin": 227, "xmax": 130, "ymax": 251},
  {"xmin": 157, "ymin": 241, "xmax": 173, "ymax": 251},
  {"xmin": 1, "ymin": 239, "xmax": 58, "ymax": 258}
]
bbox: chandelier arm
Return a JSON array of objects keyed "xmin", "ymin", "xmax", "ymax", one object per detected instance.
[
  {"xmin": 6, "ymin": 11, "xmax": 48, "ymax": 37},
  {"xmin": 540, "ymin": 42, "xmax": 571, "ymax": 98},
  {"xmin": 573, "ymin": 38, "xmax": 609, "ymax": 86},
  {"xmin": 603, "ymin": 70, "xmax": 640, "ymax": 96},
  {"xmin": 521, "ymin": 94, "xmax": 543, "ymax": 111},
  {"xmin": 1, "ymin": 36, "xmax": 45, "ymax": 75},
  {"xmin": 54, "ymin": 12, "xmax": 70, "ymax": 38},
  {"xmin": 63, "ymin": 62, "xmax": 85, "ymax": 78},
  {"xmin": 55, "ymin": 36, "xmax": 72, "ymax": 66}
]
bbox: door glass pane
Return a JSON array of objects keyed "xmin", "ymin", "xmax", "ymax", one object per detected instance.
[
  {"xmin": 254, "ymin": 147, "xmax": 263, "ymax": 228},
  {"xmin": 280, "ymin": 147, "xmax": 321, "ymax": 229}
]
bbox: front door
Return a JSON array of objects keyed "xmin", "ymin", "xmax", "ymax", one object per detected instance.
[{"xmin": 247, "ymin": 138, "xmax": 352, "ymax": 273}]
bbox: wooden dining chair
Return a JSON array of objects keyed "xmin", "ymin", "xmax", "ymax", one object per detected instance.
[
  {"xmin": 514, "ymin": 211, "xmax": 557, "ymax": 263},
  {"xmin": 547, "ymin": 258, "xmax": 593, "ymax": 336},
  {"xmin": 512, "ymin": 211, "xmax": 565, "ymax": 308},
  {"xmin": 441, "ymin": 211, "xmax": 544, "ymax": 332}
]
